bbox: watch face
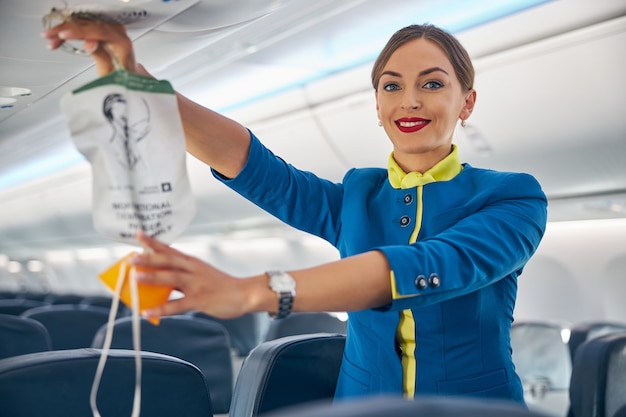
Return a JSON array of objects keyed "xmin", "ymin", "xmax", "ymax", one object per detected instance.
[{"xmin": 270, "ymin": 271, "xmax": 296, "ymax": 292}]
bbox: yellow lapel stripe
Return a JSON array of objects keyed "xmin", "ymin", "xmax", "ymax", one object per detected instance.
[{"xmin": 387, "ymin": 145, "xmax": 463, "ymax": 398}]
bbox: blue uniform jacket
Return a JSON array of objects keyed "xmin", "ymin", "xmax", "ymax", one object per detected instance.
[{"xmin": 213, "ymin": 132, "xmax": 548, "ymax": 403}]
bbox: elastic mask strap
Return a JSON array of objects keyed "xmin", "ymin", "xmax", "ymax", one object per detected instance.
[
  {"xmin": 129, "ymin": 264, "xmax": 142, "ymax": 417},
  {"xmin": 90, "ymin": 258, "xmax": 142, "ymax": 417},
  {"xmin": 104, "ymin": 43, "xmax": 123, "ymax": 71}
]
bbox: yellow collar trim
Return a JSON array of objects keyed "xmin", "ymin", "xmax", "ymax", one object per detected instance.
[{"xmin": 387, "ymin": 145, "xmax": 463, "ymax": 189}]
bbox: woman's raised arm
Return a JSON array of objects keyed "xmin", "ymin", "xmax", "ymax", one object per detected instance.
[{"xmin": 43, "ymin": 19, "xmax": 250, "ymax": 179}]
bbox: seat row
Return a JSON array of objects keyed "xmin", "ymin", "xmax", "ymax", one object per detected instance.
[
  {"xmin": 0, "ymin": 331, "xmax": 565, "ymax": 417},
  {"xmin": 511, "ymin": 320, "xmax": 626, "ymax": 417},
  {"xmin": 0, "ymin": 291, "xmax": 120, "ymax": 310},
  {"xmin": 0, "ymin": 326, "xmax": 347, "ymax": 417},
  {"xmin": 0, "ymin": 305, "xmax": 347, "ymax": 415},
  {"xmin": 1, "ymin": 295, "xmax": 623, "ymax": 416},
  {"xmin": 0, "ymin": 294, "xmax": 346, "ymax": 356}
]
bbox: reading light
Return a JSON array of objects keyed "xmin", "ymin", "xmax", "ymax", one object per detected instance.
[{"xmin": 0, "ymin": 86, "xmax": 31, "ymax": 110}]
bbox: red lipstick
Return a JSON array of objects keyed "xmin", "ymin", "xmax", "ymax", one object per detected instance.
[{"xmin": 395, "ymin": 117, "xmax": 429, "ymax": 133}]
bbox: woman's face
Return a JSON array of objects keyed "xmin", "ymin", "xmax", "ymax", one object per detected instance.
[{"xmin": 376, "ymin": 38, "xmax": 475, "ymax": 173}]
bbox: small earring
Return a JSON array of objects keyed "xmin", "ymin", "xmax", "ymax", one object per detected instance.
[
  {"xmin": 378, "ymin": 120, "xmax": 383, "ymax": 127},
  {"xmin": 461, "ymin": 119, "xmax": 466, "ymax": 128}
]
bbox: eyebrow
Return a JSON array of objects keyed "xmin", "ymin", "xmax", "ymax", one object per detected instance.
[
  {"xmin": 419, "ymin": 67, "xmax": 449, "ymax": 77},
  {"xmin": 381, "ymin": 66, "xmax": 449, "ymax": 78}
]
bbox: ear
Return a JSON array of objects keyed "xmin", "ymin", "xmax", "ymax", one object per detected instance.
[
  {"xmin": 375, "ymin": 90, "xmax": 382, "ymax": 121},
  {"xmin": 460, "ymin": 89, "xmax": 477, "ymax": 120}
]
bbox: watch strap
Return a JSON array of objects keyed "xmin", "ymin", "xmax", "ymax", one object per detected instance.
[
  {"xmin": 272, "ymin": 290, "xmax": 294, "ymax": 319},
  {"xmin": 267, "ymin": 270, "xmax": 295, "ymax": 319}
]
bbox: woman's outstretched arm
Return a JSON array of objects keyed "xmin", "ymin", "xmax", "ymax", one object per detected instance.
[
  {"xmin": 43, "ymin": 19, "xmax": 250, "ymax": 179},
  {"xmin": 131, "ymin": 231, "xmax": 392, "ymax": 319}
]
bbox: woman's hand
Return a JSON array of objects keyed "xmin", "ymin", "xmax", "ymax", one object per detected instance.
[
  {"xmin": 42, "ymin": 19, "xmax": 139, "ymax": 77},
  {"xmin": 131, "ymin": 231, "xmax": 266, "ymax": 320}
]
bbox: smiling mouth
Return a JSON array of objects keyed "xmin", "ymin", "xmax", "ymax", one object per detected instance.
[{"xmin": 395, "ymin": 119, "xmax": 429, "ymax": 133}]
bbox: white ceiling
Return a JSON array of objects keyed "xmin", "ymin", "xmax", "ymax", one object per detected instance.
[{"xmin": 0, "ymin": 0, "xmax": 625, "ymax": 258}]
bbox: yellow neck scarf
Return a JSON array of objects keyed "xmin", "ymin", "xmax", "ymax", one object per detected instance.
[{"xmin": 387, "ymin": 144, "xmax": 463, "ymax": 189}]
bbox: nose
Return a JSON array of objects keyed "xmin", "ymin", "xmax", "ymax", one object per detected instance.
[{"xmin": 401, "ymin": 88, "xmax": 420, "ymax": 110}]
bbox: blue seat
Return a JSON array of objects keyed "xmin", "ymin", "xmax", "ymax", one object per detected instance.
[
  {"xmin": 0, "ymin": 314, "xmax": 52, "ymax": 359},
  {"xmin": 264, "ymin": 312, "xmax": 347, "ymax": 341},
  {"xmin": 21, "ymin": 304, "xmax": 111, "ymax": 350},
  {"xmin": 92, "ymin": 314, "xmax": 233, "ymax": 414},
  {"xmin": 44, "ymin": 293, "xmax": 85, "ymax": 305},
  {"xmin": 568, "ymin": 320, "xmax": 626, "ymax": 361},
  {"xmin": 80, "ymin": 294, "xmax": 131, "ymax": 317},
  {"xmin": 79, "ymin": 294, "xmax": 114, "ymax": 308},
  {"xmin": 229, "ymin": 332, "xmax": 346, "ymax": 417},
  {"xmin": 0, "ymin": 299, "xmax": 46, "ymax": 315},
  {"xmin": 263, "ymin": 394, "xmax": 552, "ymax": 417},
  {"xmin": 189, "ymin": 311, "xmax": 270, "ymax": 356},
  {"xmin": 569, "ymin": 332, "xmax": 626, "ymax": 417},
  {"xmin": 0, "ymin": 348, "xmax": 213, "ymax": 417},
  {"xmin": 565, "ymin": 321, "xmax": 626, "ymax": 417},
  {"xmin": 0, "ymin": 291, "xmax": 50, "ymax": 302}
]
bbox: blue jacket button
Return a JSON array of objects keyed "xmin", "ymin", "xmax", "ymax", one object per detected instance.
[
  {"xmin": 428, "ymin": 273, "xmax": 441, "ymax": 288},
  {"xmin": 415, "ymin": 275, "xmax": 427, "ymax": 290}
]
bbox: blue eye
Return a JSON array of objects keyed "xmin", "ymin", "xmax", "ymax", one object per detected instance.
[
  {"xmin": 383, "ymin": 83, "xmax": 400, "ymax": 92},
  {"xmin": 424, "ymin": 81, "xmax": 443, "ymax": 90}
]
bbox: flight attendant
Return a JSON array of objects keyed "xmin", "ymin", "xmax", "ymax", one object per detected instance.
[{"xmin": 44, "ymin": 21, "xmax": 547, "ymax": 403}]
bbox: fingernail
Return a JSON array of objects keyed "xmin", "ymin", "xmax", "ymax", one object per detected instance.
[
  {"xmin": 58, "ymin": 30, "xmax": 70, "ymax": 39},
  {"xmin": 142, "ymin": 309, "xmax": 157, "ymax": 318}
]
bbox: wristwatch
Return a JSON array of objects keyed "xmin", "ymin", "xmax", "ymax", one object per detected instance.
[{"xmin": 267, "ymin": 270, "xmax": 296, "ymax": 319}]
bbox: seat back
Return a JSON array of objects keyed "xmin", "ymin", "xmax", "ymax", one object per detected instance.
[
  {"xmin": 229, "ymin": 332, "xmax": 346, "ymax": 417},
  {"xmin": 92, "ymin": 314, "xmax": 233, "ymax": 414},
  {"xmin": 21, "ymin": 304, "xmax": 111, "ymax": 350},
  {"xmin": 264, "ymin": 312, "xmax": 347, "ymax": 341},
  {"xmin": 0, "ymin": 298, "xmax": 46, "ymax": 315},
  {"xmin": 80, "ymin": 294, "xmax": 132, "ymax": 317},
  {"xmin": 568, "ymin": 321, "xmax": 626, "ymax": 361},
  {"xmin": 189, "ymin": 311, "xmax": 270, "ymax": 356},
  {"xmin": 0, "ymin": 314, "xmax": 52, "ymax": 359},
  {"xmin": 0, "ymin": 291, "xmax": 50, "ymax": 302},
  {"xmin": 0, "ymin": 348, "xmax": 213, "ymax": 417},
  {"xmin": 510, "ymin": 321, "xmax": 571, "ymax": 416},
  {"xmin": 569, "ymin": 332, "xmax": 626, "ymax": 417},
  {"xmin": 44, "ymin": 293, "xmax": 86, "ymax": 305},
  {"xmin": 263, "ymin": 395, "xmax": 552, "ymax": 417}
]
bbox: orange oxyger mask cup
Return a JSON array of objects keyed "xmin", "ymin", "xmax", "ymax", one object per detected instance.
[{"xmin": 99, "ymin": 251, "xmax": 173, "ymax": 325}]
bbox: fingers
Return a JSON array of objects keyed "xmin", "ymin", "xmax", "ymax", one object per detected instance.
[
  {"xmin": 42, "ymin": 19, "xmax": 136, "ymax": 76},
  {"xmin": 135, "ymin": 230, "xmax": 172, "ymax": 253},
  {"xmin": 134, "ymin": 266, "xmax": 184, "ymax": 287},
  {"xmin": 130, "ymin": 230, "xmax": 255, "ymax": 319},
  {"xmin": 133, "ymin": 232, "xmax": 193, "ymax": 271},
  {"xmin": 43, "ymin": 19, "xmax": 127, "ymax": 46},
  {"xmin": 131, "ymin": 232, "xmax": 199, "ymax": 289},
  {"xmin": 142, "ymin": 296, "xmax": 192, "ymax": 319}
]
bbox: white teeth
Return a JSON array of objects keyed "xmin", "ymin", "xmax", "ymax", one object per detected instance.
[{"xmin": 398, "ymin": 121, "xmax": 426, "ymax": 127}]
